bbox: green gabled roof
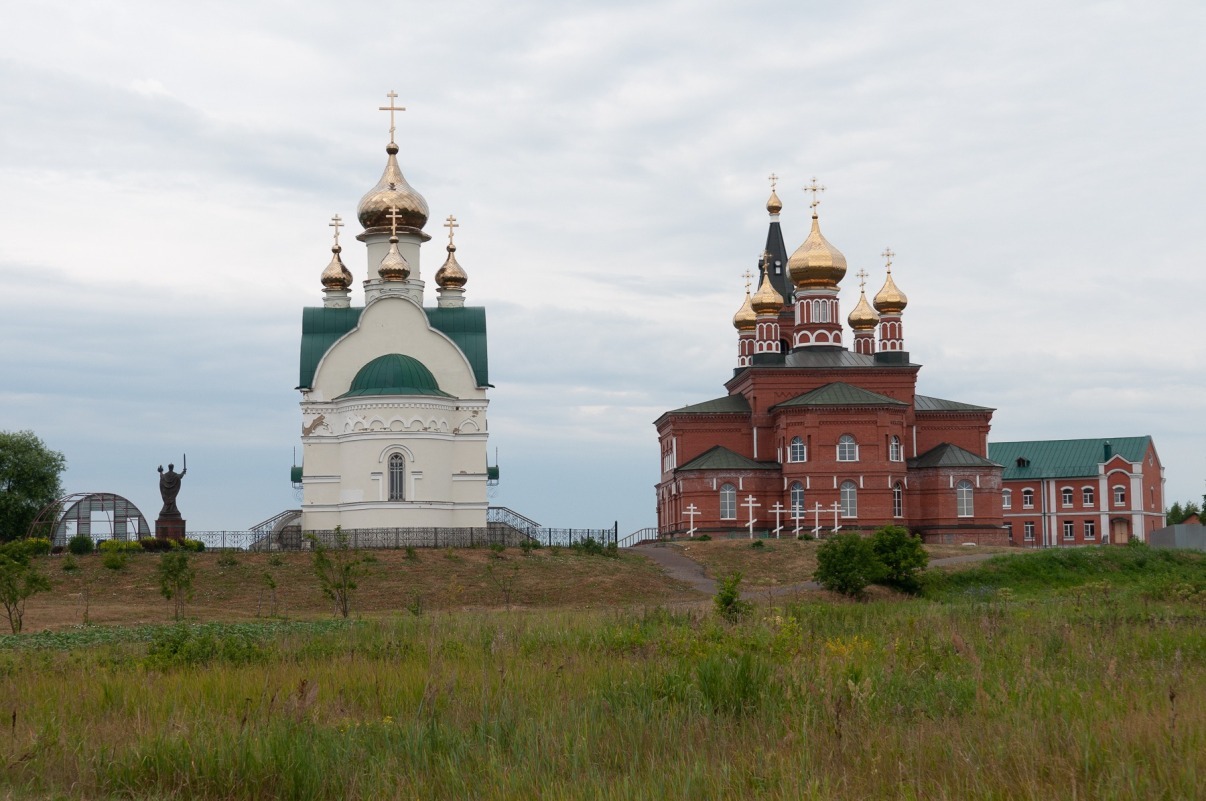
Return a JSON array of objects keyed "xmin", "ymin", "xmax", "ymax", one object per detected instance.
[
  {"xmin": 677, "ymin": 445, "xmax": 779, "ymax": 472},
  {"xmin": 909, "ymin": 442, "xmax": 1000, "ymax": 469},
  {"xmin": 666, "ymin": 395, "xmax": 750, "ymax": 415},
  {"xmin": 775, "ymin": 382, "xmax": 905, "ymax": 409},
  {"xmin": 988, "ymin": 437, "xmax": 1153, "ymax": 480},
  {"xmin": 297, "ymin": 304, "xmax": 489, "ymax": 390},
  {"xmin": 336, "ymin": 353, "xmax": 453, "ymax": 399},
  {"xmin": 915, "ymin": 394, "xmax": 994, "ymax": 412}
]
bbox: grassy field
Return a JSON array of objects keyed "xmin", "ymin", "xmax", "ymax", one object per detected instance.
[{"xmin": 0, "ymin": 545, "xmax": 1202, "ymax": 799}]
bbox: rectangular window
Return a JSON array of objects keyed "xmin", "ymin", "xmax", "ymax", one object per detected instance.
[
  {"xmin": 1024, "ymin": 522, "xmax": 1035, "ymax": 540},
  {"xmin": 1063, "ymin": 521, "xmax": 1075, "ymax": 540},
  {"xmin": 1084, "ymin": 521, "xmax": 1095, "ymax": 539},
  {"xmin": 1002, "ymin": 490, "xmax": 1012, "ymax": 510}
]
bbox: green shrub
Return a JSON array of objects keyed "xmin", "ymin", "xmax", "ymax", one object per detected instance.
[
  {"xmin": 714, "ymin": 572, "xmax": 751, "ymax": 621},
  {"xmin": 870, "ymin": 525, "xmax": 928, "ymax": 593},
  {"xmin": 489, "ymin": 543, "xmax": 506, "ymax": 554},
  {"xmin": 102, "ymin": 551, "xmax": 128, "ymax": 571},
  {"xmin": 267, "ymin": 553, "xmax": 286, "ymax": 567},
  {"xmin": 158, "ymin": 552, "xmax": 195, "ymax": 620},
  {"xmin": 403, "ymin": 546, "xmax": 418, "ymax": 561},
  {"xmin": 575, "ymin": 536, "xmax": 605, "ymax": 555},
  {"xmin": 99, "ymin": 540, "xmax": 143, "ymax": 554},
  {"xmin": 61, "ymin": 554, "xmax": 79, "ymax": 572},
  {"xmin": 140, "ymin": 538, "xmax": 173, "ymax": 552},
  {"xmin": 696, "ymin": 534, "xmax": 712, "ymax": 542},
  {"xmin": 814, "ymin": 533, "xmax": 885, "ymax": 599},
  {"xmin": 750, "ymin": 539, "xmax": 765, "ymax": 550},
  {"xmin": 216, "ymin": 552, "xmax": 239, "ymax": 568},
  {"xmin": 144, "ymin": 624, "xmax": 264, "ymax": 669},
  {"xmin": 178, "ymin": 539, "xmax": 205, "ymax": 552},
  {"xmin": 67, "ymin": 535, "xmax": 93, "ymax": 556},
  {"xmin": 23, "ymin": 538, "xmax": 51, "ymax": 557}
]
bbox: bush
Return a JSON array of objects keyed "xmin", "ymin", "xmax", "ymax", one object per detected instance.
[
  {"xmin": 696, "ymin": 534, "xmax": 712, "ymax": 542},
  {"xmin": 158, "ymin": 552, "xmax": 195, "ymax": 620},
  {"xmin": 870, "ymin": 525, "xmax": 928, "ymax": 593},
  {"xmin": 750, "ymin": 540, "xmax": 765, "ymax": 550},
  {"xmin": 99, "ymin": 540, "xmax": 144, "ymax": 554},
  {"xmin": 178, "ymin": 538, "xmax": 205, "ymax": 552},
  {"xmin": 575, "ymin": 536, "xmax": 605, "ymax": 555},
  {"xmin": 67, "ymin": 535, "xmax": 94, "ymax": 555},
  {"xmin": 216, "ymin": 552, "xmax": 239, "ymax": 568},
  {"xmin": 140, "ymin": 538, "xmax": 173, "ymax": 552},
  {"xmin": 23, "ymin": 538, "xmax": 51, "ymax": 557},
  {"xmin": 102, "ymin": 551, "xmax": 128, "ymax": 571},
  {"xmin": 814, "ymin": 533, "xmax": 885, "ymax": 599},
  {"xmin": 714, "ymin": 572, "xmax": 751, "ymax": 621}
]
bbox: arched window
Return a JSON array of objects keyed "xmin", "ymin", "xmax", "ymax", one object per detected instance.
[
  {"xmin": 1061, "ymin": 487, "xmax": 1073, "ymax": 506},
  {"xmin": 889, "ymin": 435, "xmax": 902, "ymax": 462},
  {"xmin": 840, "ymin": 481, "xmax": 858, "ymax": 518},
  {"xmin": 1082, "ymin": 487, "xmax": 1095, "ymax": 506},
  {"xmin": 790, "ymin": 482, "xmax": 805, "ymax": 519},
  {"xmin": 388, "ymin": 453, "xmax": 405, "ymax": 501},
  {"xmin": 892, "ymin": 483, "xmax": 903, "ymax": 518},
  {"xmin": 1022, "ymin": 488, "xmax": 1034, "ymax": 509},
  {"xmin": 720, "ymin": 483, "xmax": 737, "ymax": 520},
  {"xmin": 837, "ymin": 435, "xmax": 858, "ymax": 462},
  {"xmin": 1113, "ymin": 486, "xmax": 1126, "ymax": 506},
  {"xmin": 1002, "ymin": 489, "xmax": 1012, "ymax": 509},
  {"xmin": 789, "ymin": 436, "xmax": 806, "ymax": 463},
  {"xmin": 956, "ymin": 480, "xmax": 974, "ymax": 517}
]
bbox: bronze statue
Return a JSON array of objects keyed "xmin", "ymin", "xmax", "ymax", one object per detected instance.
[{"xmin": 157, "ymin": 460, "xmax": 187, "ymax": 518}]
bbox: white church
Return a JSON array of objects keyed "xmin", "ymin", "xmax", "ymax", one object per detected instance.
[{"xmin": 294, "ymin": 96, "xmax": 493, "ymax": 531}]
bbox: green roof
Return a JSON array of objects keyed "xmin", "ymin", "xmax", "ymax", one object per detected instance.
[
  {"xmin": 988, "ymin": 437, "xmax": 1153, "ymax": 480},
  {"xmin": 775, "ymin": 382, "xmax": 905, "ymax": 409},
  {"xmin": 678, "ymin": 446, "xmax": 779, "ymax": 472},
  {"xmin": 337, "ymin": 354, "xmax": 452, "ymax": 399},
  {"xmin": 909, "ymin": 443, "xmax": 1000, "ymax": 469},
  {"xmin": 297, "ymin": 305, "xmax": 489, "ymax": 390},
  {"xmin": 666, "ymin": 395, "xmax": 750, "ymax": 415},
  {"xmin": 914, "ymin": 394, "xmax": 994, "ymax": 412}
]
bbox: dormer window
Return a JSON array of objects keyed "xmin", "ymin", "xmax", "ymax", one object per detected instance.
[{"xmin": 1016, "ymin": 457, "xmax": 1030, "ymax": 468}]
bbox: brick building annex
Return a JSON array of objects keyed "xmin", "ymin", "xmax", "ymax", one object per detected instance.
[{"xmin": 653, "ymin": 181, "xmax": 1163, "ymax": 545}]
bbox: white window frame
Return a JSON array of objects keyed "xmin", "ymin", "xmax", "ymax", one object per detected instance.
[
  {"xmin": 1084, "ymin": 520, "xmax": 1095, "ymax": 539},
  {"xmin": 1022, "ymin": 488, "xmax": 1034, "ymax": 509},
  {"xmin": 892, "ymin": 483, "xmax": 903, "ymax": 518},
  {"xmin": 1113, "ymin": 486, "xmax": 1126, "ymax": 506},
  {"xmin": 1061, "ymin": 487, "xmax": 1073, "ymax": 507},
  {"xmin": 1063, "ymin": 521, "xmax": 1075, "ymax": 540},
  {"xmin": 956, "ymin": 480, "xmax": 974, "ymax": 517},
  {"xmin": 790, "ymin": 482, "xmax": 805, "ymax": 519},
  {"xmin": 1002, "ymin": 489, "xmax": 1012, "ymax": 510},
  {"xmin": 388, "ymin": 453, "xmax": 406, "ymax": 501},
  {"xmin": 840, "ymin": 481, "xmax": 858, "ymax": 518},
  {"xmin": 889, "ymin": 435, "xmax": 902, "ymax": 462},
  {"xmin": 720, "ymin": 483, "xmax": 737, "ymax": 520},
  {"xmin": 1082, "ymin": 487, "xmax": 1095, "ymax": 507},
  {"xmin": 788, "ymin": 437, "xmax": 806, "ymax": 463},
  {"xmin": 1024, "ymin": 521, "xmax": 1035, "ymax": 540},
  {"xmin": 837, "ymin": 435, "xmax": 858, "ymax": 462}
]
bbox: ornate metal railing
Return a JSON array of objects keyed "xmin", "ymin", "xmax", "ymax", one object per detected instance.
[
  {"xmin": 486, "ymin": 506, "xmax": 542, "ymax": 535},
  {"xmin": 617, "ymin": 527, "xmax": 659, "ymax": 548},
  {"xmin": 187, "ymin": 526, "xmax": 617, "ymax": 551}
]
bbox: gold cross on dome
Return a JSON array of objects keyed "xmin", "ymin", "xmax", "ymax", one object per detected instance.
[
  {"xmin": 386, "ymin": 207, "xmax": 402, "ymax": 237},
  {"xmin": 444, "ymin": 214, "xmax": 459, "ymax": 244},
  {"xmin": 743, "ymin": 268, "xmax": 753, "ymax": 292},
  {"xmin": 378, "ymin": 90, "xmax": 406, "ymax": 143},
  {"xmin": 882, "ymin": 247, "xmax": 895, "ymax": 270},
  {"xmin": 768, "ymin": 172, "xmax": 778, "ymax": 191},
  {"xmin": 329, "ymin": 214, "xmax": 343, "ymax": 246},
  {"xmin": 856, "ymin": 268, "xmax": 869, "ymax": 289},
  {"xmin": 804, "ymin": 177, "xmax": 825, "ymax": 213}
]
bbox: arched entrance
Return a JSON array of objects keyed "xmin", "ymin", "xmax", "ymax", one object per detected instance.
[
  {"xmin": 1109, "ymin": 517, "xmax": 1130, "ymax": 544},
  {"xmin": 29, "ymin": 493, "xmax": 152, "ymax": 546}
]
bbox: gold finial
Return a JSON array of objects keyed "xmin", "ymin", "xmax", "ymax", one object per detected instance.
[
  {"xmin": 856, "ymin": 268, "xmax": 869, "ymax": 290},
  {"xmin": 378, "ymin": 90, "xmax": 406, "ymax": 144},
  {"xmin": 329, "ymin": 214, "xmax": 343, "ymax": 247},
  {"xmin": 804, "ymin": 177, "xmax": 825, "ymax": 215},
  {"xmin": 882, "ymin": 247, "xmax": 895, "ymax": 270},
  {"xmin": 768, "ymin": 173, "xmax": 778, "ymax": 191},
  {"xmin": 444, "ymin": 214, "xmax": 459, "ymax": 246},
  {"xmin": 386, "ymin": 207, "xmax": 402, "ymax": 239}
]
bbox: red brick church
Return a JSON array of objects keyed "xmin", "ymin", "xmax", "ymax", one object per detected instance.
[{"xmin": 654, "ymin": 180, "xmax": 1008, "ymax": 544}]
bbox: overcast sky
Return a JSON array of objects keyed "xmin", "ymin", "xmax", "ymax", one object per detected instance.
[{"xmin": 2, "ymin": 0, "xmax": 1203, "ymax": 535}]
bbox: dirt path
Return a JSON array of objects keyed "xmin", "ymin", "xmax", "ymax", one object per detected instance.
[{"xmin": 632, "ymin": 542, "xmax": 1001, "ymax": 598}]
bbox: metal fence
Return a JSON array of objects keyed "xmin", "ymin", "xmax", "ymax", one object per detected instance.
[{"xmin": 187, "ymin": 526, "xmax": 617, "ymax": 551}]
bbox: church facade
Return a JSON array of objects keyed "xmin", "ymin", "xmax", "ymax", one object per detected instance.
[
  {"xmin": 654, "ymin": 182, "xmax": 1008, "ymax": 544},
  {"xmin": 294, "ymin": 98, "xmax": 492, "ymax": 531}
]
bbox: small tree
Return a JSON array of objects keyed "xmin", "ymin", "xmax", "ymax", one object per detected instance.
[
  {"xmin": 813, "ymin": 532, "xmax": 885, "ymax": 599},
  {"xmin": 157, "ymin": 551, "xmax": 195, "ymax": 620},
  {"xmin": 714, "ymin": 572, "xmax": 751, "ymax": 621},
  {"xmin": 0, "ymin": 550, "xmax": 51, "ymax": 633},
  {"xmin": 870, "ymin": 525, "xmax": 929, "ymax": 594},
  {"xmin": 309, "ymin": 529, "xmax": 366, "ymax": 619}
]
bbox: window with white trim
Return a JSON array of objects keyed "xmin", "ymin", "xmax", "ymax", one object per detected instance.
[
  {"xmin": 1084, "ymin": 521, "xmax": 1095, "ymax": 539},
  {"xmin": 388, "ymin": 453, "xmax": 405, "ymax": 501},
  {"xmin": 1024, "ymin": 521, "xmax": 1035, "ymax": 540},
  {"xmin": 956, "ymin": 480, "xmax": 974, "ymax": 517},
  {"xmin": 1061, "ymin": 487, "xmax": 1073, "ymax": 507},
  {"xmin": 1113, "ymin": 486, "xmax": 1126, "ymax": 506},
  {"xmin": 789, "ymin": 436, "xmax": 806, "ymax": 463},
  {"xmin": 1082, "ymin": 487, "xmax": 1095, "ymax": 506},
  {"xmin": 790, "ymin": 482, "xmax": 805, "ymax": 519},
  {"xmin": 892, "ymin": 483, "xmax": 903, "ymax": 518},
  {"xmin": 840, "ymin": 481, "xmax": 858, "ymax": 518},
  {"xmin": 837, "ymin": 435, "xmax": 858, "ymax": 462},
  {"xmin": 1022, "ymin": 489, "xmax": 1034, "ymax": 509},
  {"xmin": 720, "ymin": 484, "xmax": 737, "ymax": 520},
  {"xmin": 889, "ymin": 435, "xmax": 902, "ymax": 462},
  {"xmin": 1002, "ymin": 489, "xmax": 1012, "ymax": 510},
  {"xmin": 1063, "ymin": 521, "xmax": 1075, "ymax": 540}
]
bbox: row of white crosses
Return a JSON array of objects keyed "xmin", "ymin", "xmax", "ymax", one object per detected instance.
[{"xmin": 682, "ymin": 499, "xmax": 843, "ymax": 538}]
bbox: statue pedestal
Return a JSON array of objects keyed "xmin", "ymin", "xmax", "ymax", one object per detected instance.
[{"xmin": 156, "ymin": 517, "xmax": 186, "ymax": 541}]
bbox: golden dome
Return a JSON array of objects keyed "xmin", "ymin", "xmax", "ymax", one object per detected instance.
[
  {"xmin": 848, "ymin": 288, "xmax": 880, "ymax": 330},
  {"xmin": 377, "ymin": 235, "xmax": 410, "ymax": 282},
  {"xmin": 732, "ymin": 291, "xmax": 756, "ymax": 331},
  {"xmin": 788, "ymin": 214, "xmax": 847, "ymax": 289},
  {"xmin": 751, "ymin": 270, "xmax": 783, "ymax": 315},
  {"xmin": 435, "ymin": 243, "xmax": 467, "ymax": 289},
  {"xmin": 766, "ymin": 188, "xmax": 782, "ymax": 215},
  {"xmin": 320, "ymin": 244, "xmax": 353, "ymax": 290},
  {"xmin": 874, "ymin": 269, "xmax": 908, "ymax": 314},
  {"xmin": 357, "ymin": 142, "xmax": 429, "ymax": 232}
]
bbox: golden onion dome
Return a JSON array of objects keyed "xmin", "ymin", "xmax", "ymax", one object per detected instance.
[
  {"xmin": 357, "ymin": 142, "xmax": 429, "ymax": 232},
  {"xmin": 435, "ymin": 243, "xmax": 468, "ymax": 289},
  {"xmin": 732, "ymin": 291, "xmax": 756, "ymax": 331},
  {"xmin": 873, "ymin": 269, "xmax": 908, "ymax": 314},
  {"xmin": 848, "ymin": 288, "xmax": 880, "ymax": 330},
  {"xmin": 320, "ymin": 244, "xmax": 353, "ymax": 290},
  {"xmin": 788, "ymin": 214, "xmax": 847, "ymax": 289},
  {"xmin": 377, "ymin": 235, "xmax": 411, "ymax": 282},
  {"xmin": 751, "ymin": 270, "xmax": 783, "ymax": 315},
  {"xmin": 766, "ymin": 188, "xmax": 782, "ymax": 215}
]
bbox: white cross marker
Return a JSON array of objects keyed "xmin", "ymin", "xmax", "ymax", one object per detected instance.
[
  {"xmin": 770, "ymin": 501, "xmax": 786, "ymax": 539},
  {"xmin": 685, "ymin": 503, "xmax": 699, "ymax": 538},
  {"xmin": 742, "ymin": 495, "xmax": 761, "ymax": 539}
]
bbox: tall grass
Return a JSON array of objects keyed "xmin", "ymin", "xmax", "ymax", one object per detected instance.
[{"xmin": 1, "ymin": 579, "xmax": 1202, "ymax": 799}]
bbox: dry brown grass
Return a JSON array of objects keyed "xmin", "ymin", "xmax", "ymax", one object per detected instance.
[{"xmin": 22, "ymin": 546, "xmax": 701, "ymax": 631}]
